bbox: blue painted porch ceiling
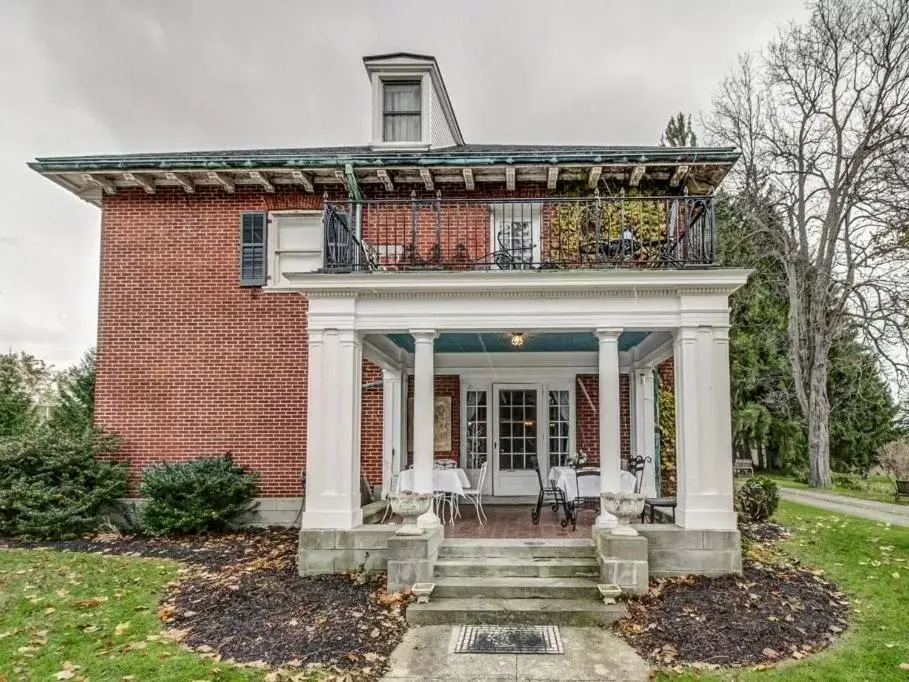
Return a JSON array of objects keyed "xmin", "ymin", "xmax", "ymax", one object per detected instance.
[{"xmin": 386, "ymin": 331, "xmax": 649, "ymax": 354}]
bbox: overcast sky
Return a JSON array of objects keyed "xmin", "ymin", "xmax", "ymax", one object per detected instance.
[{"xmin": 0, "ymin": 0, "xmax": 808, "ymax": 368}]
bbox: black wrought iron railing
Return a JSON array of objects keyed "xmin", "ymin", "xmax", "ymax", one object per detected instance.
[{"xmin": 322, "ymin": 194, "xmax": 716, "ymax": 272}]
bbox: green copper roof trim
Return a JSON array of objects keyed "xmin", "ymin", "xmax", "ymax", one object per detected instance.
[
  {"xmin": 28, "ymin": 145, "xmax": 739, "ymax": 174},
  {"xmin": 344, "ymin": 163, "xmax": 362, "ymax": 200}
]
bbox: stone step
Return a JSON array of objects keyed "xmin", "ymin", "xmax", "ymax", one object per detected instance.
[
  {"xmin": 434, "ymin": 557, "xmax": 600, "ymax": 578},
  {"xmin": 438, "ymin": 539, "xmax": 596, "ymax": 559},
  {"xmin": 406, "ymin": 598, "xmax": 624, "ymax": 626},
  {"xmin": 433, "ymin": 576, "xmax": 600, "ymax": 600}
]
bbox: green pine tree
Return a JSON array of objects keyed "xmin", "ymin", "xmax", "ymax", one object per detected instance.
[
  {"xmin": 49, "ymin": 348, "xmax": 96, "ymax": 434},
  {"xmin": 0, "ymin": 354, "xmax": 37, "ymax": 438},
  {"xmin": 660, "ymin": 112, "xmax": 698, "ymax": 147}
]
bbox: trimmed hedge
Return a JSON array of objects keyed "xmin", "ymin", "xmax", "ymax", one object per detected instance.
[
  {"xmin": 139, "ymin": 454, "xmax": 259, "ymax": 534},
  {"xmin": 0, "ymin": 429, "xmax": 127, "ymax": 539}
]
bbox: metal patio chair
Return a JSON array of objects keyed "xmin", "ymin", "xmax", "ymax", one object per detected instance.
[
  {"xmin": 563, "ymin": 469, "xmax": 601, "ymax": 530},
  {"xmin": 459, "ymin": 460, "xmax": 488, "ymax": 525},
  {"xmin": 530, "ymin": 456, "xmax": 567, "ymax": 525}
]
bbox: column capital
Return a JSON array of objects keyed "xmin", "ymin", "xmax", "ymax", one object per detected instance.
[
  {"xmin": 594, "ymin": 328, "xmax": 623, "ymax": 342},
  {"xmin": 409, "ymin": 329, "xmax": 439, "ymax": 343}
]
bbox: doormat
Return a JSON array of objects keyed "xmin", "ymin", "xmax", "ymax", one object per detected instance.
[{"xmin": 453, "ymin": 625, "xmax": 564, "ymax": 654}]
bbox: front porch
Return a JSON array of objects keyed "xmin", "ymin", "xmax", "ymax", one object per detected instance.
[{"xmin": 296, "ymin": 268, "xmax": 749, "ymax": 598}]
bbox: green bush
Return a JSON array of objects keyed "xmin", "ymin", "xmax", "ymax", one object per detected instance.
[
  {"xmin": 791, "ymin": 468, "xmax": 811, "ymax": 485},
  {"xmin": 0, "ymin": 429, "xmax": 127, "ymax": 539},
  {"xmin": 735, "ymin": 476, "xmax": 780, "ymax": 523},
  {"xmin": 139, "ymin": 454, "xmax": 259, "ymax": 535},
  {"xmin": 832, "ymin": 472, "xmax": 863, "ymax": 491}
]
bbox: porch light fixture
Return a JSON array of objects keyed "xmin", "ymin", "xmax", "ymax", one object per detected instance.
[{"xmin": 510, "ymin": 332, "xmax": 525, "ymax": 349}]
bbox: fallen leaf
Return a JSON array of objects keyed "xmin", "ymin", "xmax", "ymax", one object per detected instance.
[
  {"xmin": 763, "ymin": 648, "xmax": 779, "ymax": 659},
  {"xmin": 900, "ymin": 662, "xmax": 909, "ymax": 671},
  {"xmin": 114, "ymin": 622, "xmax": 130, "ymax": 636},
  {"xmin": 55, "ymin": 672, "xmax": 75, "ymax": 681}
]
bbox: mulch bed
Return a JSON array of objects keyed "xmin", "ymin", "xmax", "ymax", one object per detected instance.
[
  {"xmin": 2, "ymin": 528, "xmax": 297, "ymax": 571},
  {"xmin": 3, "ymin": 529, "xmax": 408, "ymax": 679},
  {"xmin": 615, "ymin": 523, "xmax": 849, "ymax": 671}
]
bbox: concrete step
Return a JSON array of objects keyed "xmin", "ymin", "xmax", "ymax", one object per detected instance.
[
  {"xmin": 434, "ymin": 557, "xmax": 600, "ymax": 578},
  {"xmin": 433, "ymin": 576, "xmax": 600, "ymax": 600},
  {"xmin": 407, "ymin": 598, "xmax": 624, "ymax": 626},
  {"xmin": 439, "ymin": 539, "xmax": 595, "ymax": 559}
]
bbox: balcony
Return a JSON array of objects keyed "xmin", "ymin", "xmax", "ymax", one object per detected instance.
[{"xmin": 322, "ymin": 194, "xmax": 716, "ymax": 273}]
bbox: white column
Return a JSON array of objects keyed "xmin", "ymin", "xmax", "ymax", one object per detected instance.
[
  {"xmin": 632, "ymin": 368, "xmax": 658, "ymax": 497},
  {"xmin": 381, "ymin": 368, "xmax": 403, "ymax": 498},
  {"xmin": 596, "ymin": 328, "xmax": 623, "ymax": 527},
  {"xmin": 301, "ymin": 329, "xmax": 364, "ymax": 530},
  {"xmin": 411, "ymin": 329, "xmax": 440, "ymax": 528},
  {"xmin": 674, "ymin": 326, "xmax": 737, "ymax": 530}
]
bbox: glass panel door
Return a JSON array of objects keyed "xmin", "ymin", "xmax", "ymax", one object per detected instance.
[
  {"xmin": 492, "ymin": 384, "xmax": 541, "ymax": 496},
  {"xmin": 498, "ymin": 389, "xmax": 537, "ymax": 470}
]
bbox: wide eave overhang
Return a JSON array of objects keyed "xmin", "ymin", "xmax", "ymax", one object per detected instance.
[{"xmin": 29, "ymin": 144, "xmax": 740, "ymax": 206}]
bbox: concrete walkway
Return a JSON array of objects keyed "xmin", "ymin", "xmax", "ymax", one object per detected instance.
[
  {"xmin": 381, "ymin": 625, "xmax": 649, "ymax": 681},
  {"xmin": 780, "ymin": 487, "xmax": 909, "ymax": 526}
]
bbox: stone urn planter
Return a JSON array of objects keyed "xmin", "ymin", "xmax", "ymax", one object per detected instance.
[
  {"xmin": 601, "ymin": 491, "xmax": 645, "ymax": 536},
  {"xmin": 388, "ymin": 492, "xmax": 433, "ymax": 536}
]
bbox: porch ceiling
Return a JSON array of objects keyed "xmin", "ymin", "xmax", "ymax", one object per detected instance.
[{"xmin": 385, "ymin": 331, "xmax": 649, "ymax": 354}]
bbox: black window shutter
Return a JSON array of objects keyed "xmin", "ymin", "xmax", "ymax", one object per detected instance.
[{"xmin": 239, "ymin": 212, "xmax": 267, "ymax": 286}]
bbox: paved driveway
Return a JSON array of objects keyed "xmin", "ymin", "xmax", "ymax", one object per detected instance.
[{"xmin": 780, "ymin": 487, "xmax": 909, "ymax": 526}]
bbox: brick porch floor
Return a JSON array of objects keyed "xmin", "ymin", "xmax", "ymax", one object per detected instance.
[{"xmin": 444, "ymin": 504, "xmax": 597, "ymax": 539}]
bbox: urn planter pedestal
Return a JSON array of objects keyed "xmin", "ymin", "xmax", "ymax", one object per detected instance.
[
  {"xmin": 388, "ymin": 492, "xmax": 434, "ymax": 536},
  {"xmin": 601, "ymin": 492, "xmax": 645, "ymax": 536}
]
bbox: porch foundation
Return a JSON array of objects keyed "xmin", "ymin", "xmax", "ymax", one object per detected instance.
[
  {"xmin": 636, "ymin": 525, "xmax": 742, "ymax": 577},
  {"xmin": 593, "ymin": 529, "xmax": 649, "ymax": 595},
  {"xmin": 298, "ymin": 526, "xmax": 397, "ymax": 576},
  {"xmin": 387, "ymin": 526, "xmax": 445, "ymax": 593}
]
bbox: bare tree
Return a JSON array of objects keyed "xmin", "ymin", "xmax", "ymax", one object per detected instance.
[{"xmin": 707, "ymin": 0, "xmax": 909, "ymax": 486}]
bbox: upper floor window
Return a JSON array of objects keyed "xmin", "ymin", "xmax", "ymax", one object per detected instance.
[{"xmin": 383, "ymin": 81, "xmax": 422, "ymax": 142}]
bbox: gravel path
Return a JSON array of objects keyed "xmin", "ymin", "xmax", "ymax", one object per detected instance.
[{"xmin": 780, "ymin": 487, "xmax": 909, "ymax": 526}]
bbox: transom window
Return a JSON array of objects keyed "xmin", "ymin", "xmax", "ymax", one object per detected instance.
[{"xmin": 383, "ymin": 81, "xmax": 422, "ymax": 142}]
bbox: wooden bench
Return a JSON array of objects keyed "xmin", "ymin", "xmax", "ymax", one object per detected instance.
[
  {"xmin": 895, "ymin": 480, "xmax": 909, "ymax": 504},
  {"xmin": 734, "ymin": 459, "xmax": 755, "ymax": 476}
]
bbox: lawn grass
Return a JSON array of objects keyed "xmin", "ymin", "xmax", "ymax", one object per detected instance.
[
  {"xmin": 763, "ymin": 473, "xmax": 908, "ymax": 506},
  {"xmin": 0, "ymin": 548, "xmax": 262, "ymax": 681},
  {"xmin": 656, "ymin": 500, "xmax": 909, "ymax": 681}
]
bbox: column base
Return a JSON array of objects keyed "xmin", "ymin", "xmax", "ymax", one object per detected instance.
[
  {"xmin": 676, "ymin": 505, "xmax": 737, "ymax": 531},
  {"xmin": 300, "ymin": 508, "xmax": 364, "ymax": 530}
]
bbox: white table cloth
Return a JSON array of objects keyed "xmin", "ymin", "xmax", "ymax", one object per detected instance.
[
  {"xmin": 398, "ymin": 467, "xmax": 470, "ymax": 496},
  {"xmin": 548, "ymin": 466, "xmax": 635, "ymax": 502}
]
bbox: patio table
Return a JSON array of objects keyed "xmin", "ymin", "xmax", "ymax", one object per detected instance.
[
  {"xmin": 548, "ymin": 466, "xmax": 635, "ymax": 502},
  {"xmin": 398, "ymin": 467, "xmax": 470, "ymax": 496}
]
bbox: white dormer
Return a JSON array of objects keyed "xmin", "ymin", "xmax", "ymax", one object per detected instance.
[{"xmin": 363, "ymin": 53, "xmax": 464, "ymax": 150}]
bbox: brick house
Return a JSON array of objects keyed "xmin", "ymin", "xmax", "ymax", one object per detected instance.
[{"xmin": 31, "ymin": 54, "xmax": 748, "ymax": 592}]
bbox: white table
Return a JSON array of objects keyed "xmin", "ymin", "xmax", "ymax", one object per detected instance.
[
  {"xmin": 548, "ymin": 466, "xmax": 635, "ymax": 502},
  {"xmin": 398, "ymin": 467, "xmax": 470, "ymax": 496}
]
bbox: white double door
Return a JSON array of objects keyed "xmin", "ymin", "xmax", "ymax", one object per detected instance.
[{"xmin": 490, "ymin": 382, "xmax": 573, "ymax": 496}]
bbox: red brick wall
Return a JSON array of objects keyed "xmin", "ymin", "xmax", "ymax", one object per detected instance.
[
  {"xmin": 405, "ymin": 374, "xmax": 461, "ymax": 465},
  {"xmin": 574, "ymin": 373, "xmax": 631, "ymax": 464},
  {"xmin": 96, "ymin": 187, "xmax": 321, "ymax": 496},
  {"xmin": 360, "ymin": 360, "xmax": 384, "ymax": 486}
]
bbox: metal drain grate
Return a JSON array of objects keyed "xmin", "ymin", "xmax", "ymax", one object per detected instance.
[{"xmin": 453, "ymin": 625, "xmax": 564, "ymax": 654}]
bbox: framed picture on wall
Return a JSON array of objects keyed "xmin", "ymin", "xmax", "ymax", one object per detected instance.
[{"xmin": 407, "ymin": 396, "xmax": 451, "ymax": 452}]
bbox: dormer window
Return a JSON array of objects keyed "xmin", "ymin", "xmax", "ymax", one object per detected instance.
[
  {"xmin": 364, "ymin": 53, "xmax": 464, "ymax": 150},
  {"xmin": 383, "ymin": 81, "xmax": 422, "ymax": 143}
]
